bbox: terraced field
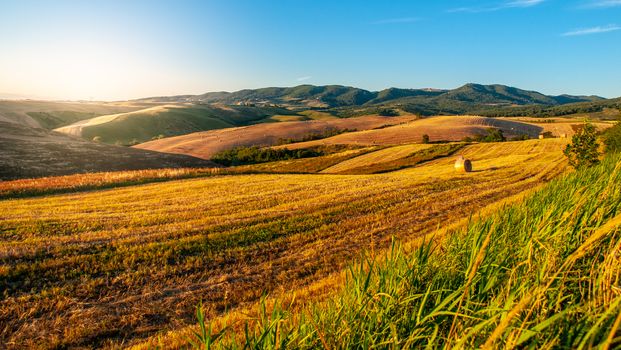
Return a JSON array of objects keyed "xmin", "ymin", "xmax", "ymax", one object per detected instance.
[{"xmin": 0, "ymin": 139, "xmax": 568, "ymax": 348}]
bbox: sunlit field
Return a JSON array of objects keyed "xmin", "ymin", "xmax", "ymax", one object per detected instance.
[
  {"xmin": 179, "ymin": 151, "xmax": 621, "ymax": 349},
  {"xmin": 3, "ymin": 0, "xmax": 621, "ymax": 348},
  {"xmin": 0, "ymin": 139, "xmax": 568, "ymax": 348}
]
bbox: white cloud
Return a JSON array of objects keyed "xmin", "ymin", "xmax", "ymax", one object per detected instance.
[
  {"xmin": 371, "ymin": 17, "xmax": 420, "ymax": 25},
  {"xmin": 585, "ymin": 0, "xmax": 621, "ymax": 8},
  {"xmin": 562, "ymin": 24, "xmax": 621, "ymax": 36},
  {"xmin": 507, "ymin": 0, "xmax": 546, "ymax": 7},
  {"xmin": 449, "ymin": 0, "xmax": 545, "ymax": 13},
  {"xmin": 296, "ymin": 76, "xmax": 312, "ymax": 82}
]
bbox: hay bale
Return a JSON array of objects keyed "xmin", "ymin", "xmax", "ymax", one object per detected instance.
[
  {"xmin": 454, "ymin": 156, "xmax": 472, "ymax": 172},
  {"xmin": 538, "ymin": 134, "xmax": 545, "ymax": 139}
]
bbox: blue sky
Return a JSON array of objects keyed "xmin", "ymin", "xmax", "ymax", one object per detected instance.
[{"xmin": 1, "ymin": 0, "xmax": 620, "ymax": 100}]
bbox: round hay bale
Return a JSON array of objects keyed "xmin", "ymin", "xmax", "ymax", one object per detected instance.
[
  {"xmin": 454, "ymin": 156, "xmax": 472, "ymax": 172},
  {"xmin": 538, "ymin": 134, "xmax": 545, "ymax": 139}
]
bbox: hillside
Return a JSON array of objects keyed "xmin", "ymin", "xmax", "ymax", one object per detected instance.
[
  {"xmin": 54, "ymin": 104, "xmax": 298, "ymax": 145},
  {"xmin": 275, "ymin": 116, "xmax": 614, "ymax": 151},
  {"xmin": 0, "ymin": 100, "xmax": 147, "ymax": 129},
  {"xmin": 0, "ymin": 121, "xmax": 215, "ymax": 180},
  {"xmin": 134, "ymin": 114, "xmax": 418, "ymax": 159},
  {"xmin": 0, "ymin": 138, "xmax": 569, "ymax": 348},
  {"xmin": 137, "ymin": 83, "xmax": 604, "ymax": 110},
  {"xmin": 477, "ymin": 96, "xmax": 621, "ymax": 118},
  {"xmin": 177, "ymin": 149, "xmax": 621, "ymax": 349},
  {"xmin": 269, "ymin": 116, "xmax": 539, "ymax": 149}
]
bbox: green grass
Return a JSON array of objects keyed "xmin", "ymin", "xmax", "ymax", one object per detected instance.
[
  {"xmin": 604, "ymin": 121, "xmax": 621, "ymax": 153},
  {"xmin": 190, "ymin": 152, "xmax": 621, "ymax": 349},
  {"xmin": 79, "ymin": 105, "xmax": 298, "ymax": 145},
  {"xmin": 26, "ymin": 111, "xmax": 101, "ymax": 129}
]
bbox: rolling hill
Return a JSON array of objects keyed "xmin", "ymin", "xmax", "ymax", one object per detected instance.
[
  {"xmin": 275, "ymin": 116, "xmax": 614, "ymax": 150},
  {"xmin": 137, "ymin": 83, "xmax": 604, "ymax": 110},
  {"xmin": 0, "ymin": 100, "xmax": 148, "ymax": 129},
  {"xmin": 134, "ymin": 114, "xmax": 418, "ymax": 159},
  {"xmin": 136, "ymin": 115, "xmax": 614, "ymax": 161},
  {"xmin": 0, "ymin": 121, "xmax": 215, "ymax": 180},
  {"xmin": 53, "ymin": 104, "xmax": 300, "ymax": 145}
]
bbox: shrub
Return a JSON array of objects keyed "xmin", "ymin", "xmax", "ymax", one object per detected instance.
[
  {"xmin": 563, "ymin": 122, "xmax": 600, "ymax": 169},
  {"xmin": 421, "ymin": 134, "xmax": 430, "ymax": 144},
  {"xmin": 463, "ymin": 128, "xmax": 506, "ymax": 143},
  {"xmin": 482, "ymin": 128, "xmax": 506, "ymax": 142},
  {"xmin": 378, "ymin": 108, "xmax": 399, "ymax": 117},
  {"xmin": 603, "ymin": 122, "xmax": 621, "ymax": 153},
  {"xmin": 212, "ymin": 146, "xmax": 322, "ymax": 166}
]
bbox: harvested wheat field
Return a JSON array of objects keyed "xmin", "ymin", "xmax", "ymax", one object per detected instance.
[
  {"xmin": 320, "ymin": 143, "xmax": 436, "ymax": 173},
  {"xmin": 275, "ymin": 115, "xmax": 546, "ymax": 150},
  {"xmin": 497, "ymin": 117, "xmax": 614, "ymax": 137},
  {"xmin": 134, "ymin": 114, "xmax": 418, "ymax": 159},
  {"xmin": 0, "ymin": 138, "xmax": 568, "ymax": 348}
]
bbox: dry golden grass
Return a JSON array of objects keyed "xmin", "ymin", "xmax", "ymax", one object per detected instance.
[
  {"xmin": 0, "ymin": 139, "xmax": 568, "ymax": 348},
  {"xmin": 276, "ymin": 115, "xmax": 545, "ymax": 150},
  {"xmin": 320, "ymin": 144, "xmax": 435, "ymax": 173},
  {"xmin": 233, "ymin": 147, "xmax": 377, "ymax": 173},
  {"xmin": 0, "ymin": 168, "xmax": 223, "ymax": 198},
  {"xmin": 497, "ymin": 117, "xmax": 614, "ymax": 136},
  {"xmin": 134, "ymin": 114, "xmax": 417, "ymax": 159}
]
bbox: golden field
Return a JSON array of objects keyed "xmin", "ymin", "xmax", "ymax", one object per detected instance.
[
  {"xmin": 134, "ymin": 114, "xmax": 417, "ymax": 159},
  {"xmin": 0, "ymin": 138, "xmax": 569, "ymax": 348}
]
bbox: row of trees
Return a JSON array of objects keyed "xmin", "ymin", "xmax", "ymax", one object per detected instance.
[{"xmin": 211, "ymin": 146, "xmax": 323, "ymax": 166}]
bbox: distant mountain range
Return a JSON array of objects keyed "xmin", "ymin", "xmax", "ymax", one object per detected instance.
[{"xmin": 137, "ymin": 84, "xmax": 605, "ymax": 111}]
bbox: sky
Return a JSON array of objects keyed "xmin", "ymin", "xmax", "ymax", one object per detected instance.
[{"xmin": 0, "ymin": 0, "xmax": 620, "ymax": 100}]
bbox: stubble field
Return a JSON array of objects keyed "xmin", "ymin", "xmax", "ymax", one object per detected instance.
[{"xmin": 0, "ymin": 139, "xmax": 568, "ymax": 348}]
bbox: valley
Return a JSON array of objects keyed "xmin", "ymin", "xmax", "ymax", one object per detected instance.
[{"xmin": 0, "ymin": 84, "xmax": 619, "ymax": 349}]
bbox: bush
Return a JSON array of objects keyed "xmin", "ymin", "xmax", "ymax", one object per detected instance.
[
  {"xmin": 421, "ymin": 134, "xmax": 430, "ymax": 144},
  {"xmin": 482, "ymin": 128, "xmax": 506, "ymax": 142},
  {"xmin": 563, "ymin": 122, "xmax": 600, "ymax": 169},
  {"xmin": 463, "ymin": 128, "xmax": 506, "ymax": 143},
  {"xmin": 378, "ymin": 108, "xmax": 399, "ymax": 117},
  {"xmin": 603, "ymin": 122, "xmax": 621, "ymax": 153},
  {"xmin": 211, "ymin": 146, "xmax": 322, "ymax": 166}
]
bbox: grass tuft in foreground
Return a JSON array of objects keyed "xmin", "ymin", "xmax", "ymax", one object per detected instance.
[{"xmin": 190, "ymin": 153, "xmax": 621, "ymax": 349}]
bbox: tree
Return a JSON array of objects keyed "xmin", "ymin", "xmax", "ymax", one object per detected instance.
[
  {"xmin": 563, "ymin": 122, "xmax": 600, "ymax": 169},
  {"xmin": 422, "ymin": 134, "xmax": 430, "ymax": 144},
  {"xmin": 378, "ymin": 108, "xmax": 399, "ymax": 117},
  {"xmin": 482, "ymin": 128, "xmax": 505, "ymax": 142}
]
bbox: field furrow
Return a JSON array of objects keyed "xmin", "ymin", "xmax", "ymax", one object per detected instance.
[{"xmin": 0, "ymin": 139, "xmax": 567, "ymax": 348}]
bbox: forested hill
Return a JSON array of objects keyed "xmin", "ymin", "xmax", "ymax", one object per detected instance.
[{"xmin": 136, "ymin": 83, "xmax": 604, "ymax": 110}]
